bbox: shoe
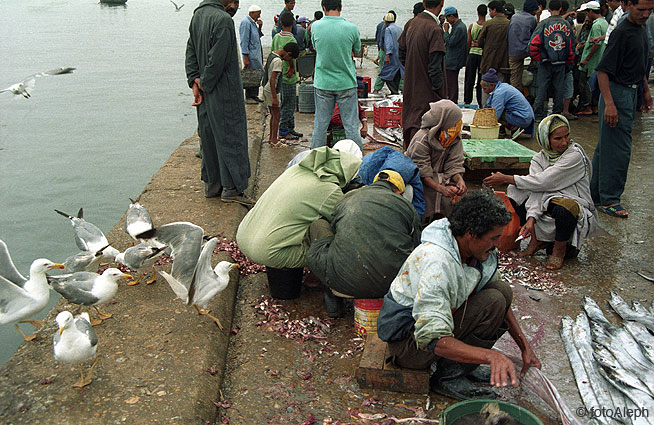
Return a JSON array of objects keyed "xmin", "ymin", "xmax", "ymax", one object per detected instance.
[
  {"xmin": 204, "ymin": 182, "xmax": 222, "ymax": 198},
  {"xmin": 195, "ymin": 149, "xmax": 203, "ymax": 159},
  {"xmin": 600, "ymin": 204, "xmax": 629, "ymax": 218},
  {"xmin": 563, "ymin": 113, "xmax": 578, "ymax": 121},
  {"xmin": 545, "ymin": 255, "xmax": 564, "ymax": 270},
  {"xmin": 290, "ymin": 130, "xmax": 303, "ymax": 137},
  {"xmin": 220, "ymin": 193, "xmax": 256, "ymax": 208},
  {"xmin": 281, "ymin": 133, "xmax": 299, "ymax": 140},
  {"xmin": 430, "ymin": 375, "xmax": 497, "ymax": 400},
  {"xmin": 323, "ymin": 290, "xmax": 344, "ymax": 318}
]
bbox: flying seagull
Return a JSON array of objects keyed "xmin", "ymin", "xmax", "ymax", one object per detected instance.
[
  {"xmin": 53, "ymin": 311, "xmax": 99, "ymax": 388},
  {"xmin": 115, "ymin": 243, "xmax": 167, "ymax": 285},
  {"xmin": 55, "ymin": 208, "xmax": 120, "ymax": 261},
  {"xmin": 0, "ymin": 239, "xmax": 65, "ymax": 341},
  {"xmin": 63, "ymin": 244, "xmax": 110, "ymax": 273},
  {"xmin": 0, "ymin": 67, "xmax": 75, "ymax": 99},
  {"xmin": 48, "ymin": 268, "xmax": 132, "ymax": 326},
  {"xmin": 160, "ymin": 237, "xmax": 238, "ymax": 329},
  {"xmin": 170, "ymin": 0, "xmax": 184, "ymax": 11}
]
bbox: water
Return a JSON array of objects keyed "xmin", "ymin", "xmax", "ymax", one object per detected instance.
[{"xmin": 0, "ymin": 0, "xmax": 481, "ymax": 365}]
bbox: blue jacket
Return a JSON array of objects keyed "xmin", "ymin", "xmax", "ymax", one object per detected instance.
[
  {"xmin": 239, "ymin": 16, "xmax": 263, "ymax": 70},
  {"xmin": 380, "ymin": 23, "xmax": 405, "ymax": 81},
  {"xmin": 375, "ymin": 21, "xmax": 386, "ymax": 50},
  {"xmin": 358, "ymin": 146, "xmax": 425, "ymax": 217},
  {"xmin": 486, "ymin": 81, "xmax": 535, "ymax": 133}
]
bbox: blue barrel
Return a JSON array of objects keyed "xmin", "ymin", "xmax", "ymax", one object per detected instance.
[{"xmin": 298, "ymin": 83, "xmax": 315, "ymax": 114}]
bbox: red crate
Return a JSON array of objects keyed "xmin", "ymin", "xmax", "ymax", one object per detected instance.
[
  {"xmin": 362, "ymin": 76, "xmax": 372, "ymax": 93},
  {"xmin": 373, "ymin": 103, "xmax": 402, "ymax": 128}
]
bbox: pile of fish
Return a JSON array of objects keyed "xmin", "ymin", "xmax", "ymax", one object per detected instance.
[
  {"xmin": 373, "ymin": 126, "xmax": 403, "ymax": 146},
  {"xmin": 498, "ymin": 251, "xmax": 568, "ymax": 295},
  {"xmin": 560, "ymin": 293, "xmax": 654, "ymax": 425}
]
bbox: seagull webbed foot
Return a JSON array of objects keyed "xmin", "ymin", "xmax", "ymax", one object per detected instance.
[
  {"xmin": 146, "ymin": 268, "xmax": 157, "ymax": 285},
  {"xmin": 18, "ymin": 319, "xmax": 45, "ymax": 328},
  {"xmin": 14, "ymin": 324, "xmax": 37, "ymax": 341},
  {"xmin": 193, "ymin": 305, "xmax": 223, "ymax": 329},
  {"xmin": 127, "ymin": 273, "xmax": 143, "ymax": 286}
]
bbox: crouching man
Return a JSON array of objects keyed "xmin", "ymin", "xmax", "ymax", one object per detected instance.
[{"xmin": 377, "ymin": 190, "xmax": 541, "ymax": 400}]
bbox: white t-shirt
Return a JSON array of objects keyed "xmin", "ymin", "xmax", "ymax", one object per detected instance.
[{"xmin": 263, "ymin": 53, "xmax": 283, "ymax": 106}]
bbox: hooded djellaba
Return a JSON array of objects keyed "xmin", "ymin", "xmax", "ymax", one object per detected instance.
[{"xmin": 406, "ymin": 99, "xmax": 467, "ymax": 223}]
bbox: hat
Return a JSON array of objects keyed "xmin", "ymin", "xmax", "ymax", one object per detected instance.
[
  {"xmin": 578, "ymin": 0, "xmax": 601, "ymax": 11},
  {"xmin": 383, "ymin": 12, "xmax": 395, "ymax": 22},
  {"xmin": 374, "ymin": 169, "xmax": 405, "ymax": 193},
  {"xmin": 248, "ymin": 4, "xmax": 261, "ymax": 12},
  {"xmin": 413, "ymin": 2, "xmax": 425, "ymax": 15},
  {"xmin": 523, "ymin": 0, "xmax": 539, "ymax": 12},
  {"xmin": 481, "ymin": 68, "xmax": 499, "ymax": 83},
  {"xmin": 504, "ymin": 3, "xmax": 515, "ymax": 15},
  {"xmin": 443, "ymin": 6, "xmax": 457, "ymax": 16},
  {"xmin": 297, "ymin": 16, "xmax": 309, "ymax": 23},
  {"xmin": 332, "ymin": 139, "xmax": 363, "ymax": 159}
]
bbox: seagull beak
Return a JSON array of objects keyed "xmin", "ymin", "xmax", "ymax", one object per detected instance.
[
  {"xmin": 49, "ymin": 263, "xmax": 66, "ymax": 269},
  {"xmin": 58, "ymin": 326, "xmax": 64, "ymax": 336},
  {"xmin": 121, "ymin": 273, "xmax": 133, "ymax": 280}
]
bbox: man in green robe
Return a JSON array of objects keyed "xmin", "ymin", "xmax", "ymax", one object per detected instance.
[{"xmin": 185, "ymin": 0, "xmax": 254, "ymax": 207}]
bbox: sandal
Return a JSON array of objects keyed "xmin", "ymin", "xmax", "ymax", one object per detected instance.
[
  {"xmin": 545, "ymin": 255, "xmax": 564, "ymax": 270},
  {"xmin": 600, "ymin": 204, "xmax": 629, "ymax": 219}
]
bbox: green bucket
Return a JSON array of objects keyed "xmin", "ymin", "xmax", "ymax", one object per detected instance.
[{"xmin": 439, "ymin": 399, "xmax": 544, "ymax": 425}]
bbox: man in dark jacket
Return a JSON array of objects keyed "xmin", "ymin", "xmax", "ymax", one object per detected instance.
[
  {"xmin": 305, "ymin": 170, "xmax": 421, "ymax": 317},
  {"xmin": 507, "ymin": 0, "xmax": 539, "ymax": 91},
  {"xmin": 185, "ymin": 0, "xmax": 254, "ymax": 206},
  {"xmin": 529, "ymin": 0, "xmax": 575, "ymax": 121},
  {"xmin": 443, "ymin": 7, "xmax": 467, "ymax": 103}
]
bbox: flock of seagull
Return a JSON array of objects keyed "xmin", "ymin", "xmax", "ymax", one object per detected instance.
[{"xmin": 0, "ymin": 199, "xmax": 238, "ymax": 387}]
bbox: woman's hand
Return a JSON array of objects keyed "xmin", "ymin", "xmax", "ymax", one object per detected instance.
[
  {"xmin": 483, "ymin": 172, "xmax": 510, "ymax": 188},
  {"xmin": 519, "ymin": 218, "xmax": 535, "ymax": 239},
  {"xmin": 455, "ymin": 177, "xmax": 467, "ymax": 195},
  {"xmin": 440, "ymin": 184, "xmax": 459, "ymax": 198}
]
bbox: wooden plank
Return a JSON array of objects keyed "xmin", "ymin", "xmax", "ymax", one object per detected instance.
[{"xmin": 358, "ymin": 333, "xmax": 386, "ymax": 369}]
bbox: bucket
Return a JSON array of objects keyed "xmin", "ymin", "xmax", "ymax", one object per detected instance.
[
  {"xmin": 495, "ymin": 191, "xmax": 520, "ymax": 251},
  {"xmin": 440, "ymin": 399, "xmax": 544, "ymax": 425},
  {"xmin": 298, "ymin": 83, "xmax": 315, "ymax": 113},
  {"xmin": 354, "ymin": 298, "xmax": 384, "ymax": 335},
  {"xmin": 470, "ymin": 123, "xmax": 501, "ymax": 139},
  {"xmin": 266, "ymin": 267, "xmax": 303, "ymax": 300}
]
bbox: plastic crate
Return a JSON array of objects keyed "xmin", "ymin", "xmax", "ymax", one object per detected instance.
[
  {"xmin": 373, "ymin": 103, "xmax": 402, "ymax": 128},
  {"xmin": 362, "ymin": 76, "xmax": 372, "ymax": 92}
]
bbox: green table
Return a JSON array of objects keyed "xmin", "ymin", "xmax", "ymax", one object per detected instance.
[{"xmin": 462, "ymin": 138, "xmax": 537, "ymax": 170}]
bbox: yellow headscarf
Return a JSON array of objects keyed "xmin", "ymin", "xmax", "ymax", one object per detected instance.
[{"xmin": 439, "ymin": 120, "xmax": 463, "ymax": 148}]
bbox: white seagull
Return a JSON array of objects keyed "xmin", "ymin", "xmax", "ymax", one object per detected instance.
[
  {"xmin": 170, "ymin": 0, "xmax": 184, "ymax": 11},
  {"xmin": 0, "ymin": 239, "xmax": 65, "ymax": 341},
  {"xmin": 124, "ymin": 198, "xmax": 155, "ymax": 241},
  {"xmin": 160, "ymin": 237, "xmax": 238, "ymax": 329},
  {"xmin": 53, "ymin": 311, "xmax": 99, "ymax": 388},
  {"xmin": 115, "ymin": 243, "xmax": 167, "ymax": 285},
  {"xmin": 47, "ymin": 268, "xmax": 132, "ymax": 325},
  {"xmin": 0, "ymin": 67, "xmax": 75, "ymax": 98},
  {"xmin": 62, "ymin": 244, "xmax": 110, "ymax": 273},
  {"xmin": 55, "ymin": 208, "xmax": 120, "ymax": 261}
]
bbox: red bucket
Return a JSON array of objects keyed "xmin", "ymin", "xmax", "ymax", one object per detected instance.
[
  {"xmin": 354, "ymin": 298, "xmax": 384, "ymax": 335},
  {"xmin": 495, "ymin": 191, "xmax": 520, "ymax": 251}
]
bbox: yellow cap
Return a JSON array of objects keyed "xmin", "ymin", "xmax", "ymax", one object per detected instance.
[
  {"xmin": 374, "ymin": 169, "xmax": 405, "ymax": 193},
  {"xmin": 383, "ymin": 12, "xmax": 395, "ymax": 22}
]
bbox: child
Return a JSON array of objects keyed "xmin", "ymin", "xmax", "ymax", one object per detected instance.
[
  {"xmin": 271, "ymin": 12, "xmax": 301, "ymax": 140},
  {"xmin": 262, "ymin": 42, "xmax": 300, "ymax": 147}
]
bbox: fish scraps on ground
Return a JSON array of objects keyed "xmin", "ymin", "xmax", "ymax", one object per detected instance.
[{"xmin": 498, "ymin": 251, "xmax": 568, "ymax": 295}]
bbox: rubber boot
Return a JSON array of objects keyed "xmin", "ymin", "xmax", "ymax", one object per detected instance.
[{"xmin": 429, "ymin": 360, "xmax": 497, "ymax": 400}]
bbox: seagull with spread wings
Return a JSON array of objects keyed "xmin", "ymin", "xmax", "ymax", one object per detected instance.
[
  {"xmin": 170, "ymin": 0, "xmax": 184, "ymax": 11},
  {"xmin": 55, "ymin": 208, "xmax": 120, "ymax": 261},
  {"xmin": 0, "ymin": 67, "xmax": 75, "ymax": 98}
]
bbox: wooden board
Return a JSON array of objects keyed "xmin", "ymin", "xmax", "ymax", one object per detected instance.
[
  {"xmin": 462, "ymin": 139, "xmax": 536, "ymax": 171},
  {"xmin": 355, "ymin": 333, "xmax": 430, "ymax": 394}
]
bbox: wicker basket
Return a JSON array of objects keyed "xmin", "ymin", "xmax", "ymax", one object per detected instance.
[{"xmin": 472, "ymin": 108, "xmax": 499, "ymax": 127}]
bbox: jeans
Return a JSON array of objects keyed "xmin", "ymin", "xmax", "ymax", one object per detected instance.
[
  {"xmin": 591, "ymin": 81, "xmax": 637, "ymax": 206},
  {"xmin": 311, "ymin": 87, "xmax": 362, "ymax": 149},
  {"xmin": 463, "ymin": 53, "xmax": 482, "ymax": 106},
  {"xmin": 533, "ymin": 62, "xmax": 565, "ymax": 120}
]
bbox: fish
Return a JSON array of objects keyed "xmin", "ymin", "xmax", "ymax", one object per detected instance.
[
  {"xmin": 608, "ymin": 291, "xmax": 654, "ymax": 333},
  {"xmin": 560, "ymin": 316, "xmax": 606, "ymax": 424},
  {"xmin": 480, "ymin": 402, "xmax": 520, "ymax": 425},
  {"xmin": 623, "ymin": 321, "xmax": 654, "ymax": 365},
  {"xmin": 593, "ymin": 344, "xmax": 653, "ymax": 401},
  {"xmin": 572, "ymin": 314, "xmax": 617, "ymax": 424},
  {"xmin": 582, "ymin": 295, "xmax": 612, "ymax": 328},
  {"xmin": 596, "ymin": 366, "xmax": 654, "ymax": 425},
  {"xmin": 635, "ymin": 271, "xmax": 654, "ymax": 282}
]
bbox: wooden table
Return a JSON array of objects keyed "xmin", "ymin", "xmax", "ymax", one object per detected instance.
[{"xmin": 462, "ymin": 138, "xmax": 537, "ymax": 171}]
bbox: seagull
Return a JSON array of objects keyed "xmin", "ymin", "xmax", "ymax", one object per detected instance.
[
  {"xmin": 55, "ymin": 208, "xmax": 120, "ymax": 261},
  {"xmin": 160, "ymin": 237, "xmax": 238, "ymax": 329},
  {"xmin": 170, "ymin": 0, "xmax": 184, "ymax": 11},
  {"xmin": 115, "ymin": 243, "xmax": 167, "ymax": 285},
  {"xmin": 63, "ymin": 244, "xmax": 110, "ymax": 273},
  {"xmin": 47, "ymin": 268, "xmax": 132, "ymax": 326},
  {"xmin": 0, "ymin": 67, "xmax": 75, "ymax": 99},
  {"xmin": 53, "ymin": 311, "xmax": 99, "ymax": 388},
  {"xmin": 124, "ymin": 198, "xmax": 155, "ymax": 241},
  {"xmin": 0, "ymin": 240, "xmax": 65, "ymax": 341}
]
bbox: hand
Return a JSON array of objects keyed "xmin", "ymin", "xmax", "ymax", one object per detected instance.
[
  {"xmin": 603, "ymin": 102, "xmax": 619, "ymax": 127},
  {"xmin": 488, "ymin": 351, "xmax": 519, "ymax": 387},
  {"xmin": 243, "ymin": 55, "xmax": 251, "ymax": 68},
  {"xmin": 519, "ymin": 219, "xmax": 535, "ymax": 239},
  {"xmin": 373, "ymin": 57, "xmax": 379, "ymax": 65},
  {"xmin": 444, "ymin": 22, "xmax": 450, "ymax": 32},
  {"xmin": 483, "ymin": 171, "xmax": 508, "ymax": 188},
  {"xmin": 385, "ymin": 55, "xmax": 391, "ymax": 64},
  {"xmin": 440, "ymin": 184, "xmax": 459, "ymax": 198},
  {"xmin": 191, "ymin": 78, "xmax": 203, "ymax": 106},
  {"xmin": 520, "ymin": 346, "xmax": 542, "ymax": 378},
  {"xmin": 257, "ymin": 19, "xmax": 263, "ymax": 28},
  {"xmin": 286, "ymin": 68, "xmax": 294, "ymax": 78},
  {"xmin": 455, "ymin": 178, "xmax": 467, "ymax": 195},
  {"xmin": 360, "ymin": 122, "xmax": 368, "ymax": 138},
  {"xmin": 642, "ymin": 87, "xmax": 653, "ymax": 113},
  {"xmin": 580, "ymin": 58, "xmax": 588, "ymax": 67}
]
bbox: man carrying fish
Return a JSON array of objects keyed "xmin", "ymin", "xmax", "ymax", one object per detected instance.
[{"xmin": 377, "ymin": 190, "xmax": 541, "ymax": 400}]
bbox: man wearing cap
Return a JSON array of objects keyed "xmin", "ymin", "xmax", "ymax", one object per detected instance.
[
  {"xmin": 296, "ymin": 16, "xmax": 309, "ymax": 50},
  {"xmin": 398, "ymin": 0, "xmax": 447, "ymax": 149},
  {"xmin": 379, "ymin": 12, "xmax": 405, "ymax": 95},
  {"xmin": 576, "ymin": 1, "xmax": 607, "ymax": 116},
  {"xmin": 305, "ymin": 170, "xmax": 421, "ymax": 317},
  {"xmin": 185, "ymin": 0, "xmax": 254, "ymax": 206},
  {"xmin": 481, "ymin": 68, "xmax": 535, "ymax": 138},
  {"xmin": 240, "ymin": 5, "xmax": 264, "ymax": 103},
  {"xmin": 529, "ymin": 0, "xmax": 575, "ymax": 121},
  {"xmin": 377, "ymin": 190, "xmax": 541, "ymax": 400},
  {"xmin": 507, "ymin": 0, "xmax": 539, "ymax": 91},
  {"xmin": 478, "ymin": 0, "xmax": 510, "ymax": 84},
  {"xmin": 443, "ymin": 7, "xmax": 467, "ymax": 103},
  {"xmin": 591, "ymin": 0, "xmax": 654, "ymax": 218},
  {"xmin": 373, "ymin": 11, "xmax": 397, "ymax": 93}
]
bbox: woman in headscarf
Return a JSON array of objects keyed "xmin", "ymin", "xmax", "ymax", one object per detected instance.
[
  {"xmin": 484, "ymin": 114, "xmax": 597, "ymax": 270},
  {"xmin": 406, "ymin": 99, "xmax": 466, "ymax": 223}
]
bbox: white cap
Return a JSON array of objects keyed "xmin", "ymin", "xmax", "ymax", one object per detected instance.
[
  {"xmin": 248, "ymin": 4, "xmax": 261, "ymax": 12},
  {"xmin": 578, "ymin": 1, "xmax": 600, "ymax": 11}
]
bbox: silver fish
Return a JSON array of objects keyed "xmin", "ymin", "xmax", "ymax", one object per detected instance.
[
  {"xmin": 597, "ymin": 367, "xmax": 654, "ymax": 425},
  {"xmin": 593, "ymin": 344, "xmax": 653, "ymax": 400},
  {"xmin": 583, "ymin": 295, "xmax": 612, "ymax": 328},
  {"xmin": 635, "ymin": 271, "xmax": 654, "ymax": 282},
  {"xmin": 623, "ymin": 321, "xmax": 654, "ymax": 365},
  {"xmin": 608, "ymin": 291, "xmax": 654, "ymax": 333}
]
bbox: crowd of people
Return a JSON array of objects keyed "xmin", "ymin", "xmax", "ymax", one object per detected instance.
[{"xmin": 184, "ymin": 0, "xmax": 653, "ymax": 401}]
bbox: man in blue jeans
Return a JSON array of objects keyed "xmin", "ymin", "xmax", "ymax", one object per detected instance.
[{"xmin": 310, "ymin": 0, "xmax": 363, "ymax": 149}]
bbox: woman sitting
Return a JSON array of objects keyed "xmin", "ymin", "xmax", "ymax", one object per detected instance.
[
  {"xmin": 406, "ymin": 100, "xmax": 466, "ymax": 223},
  {"xmin": 483, "ymin": 114, "xmax": 597, "ymax": 270}
]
